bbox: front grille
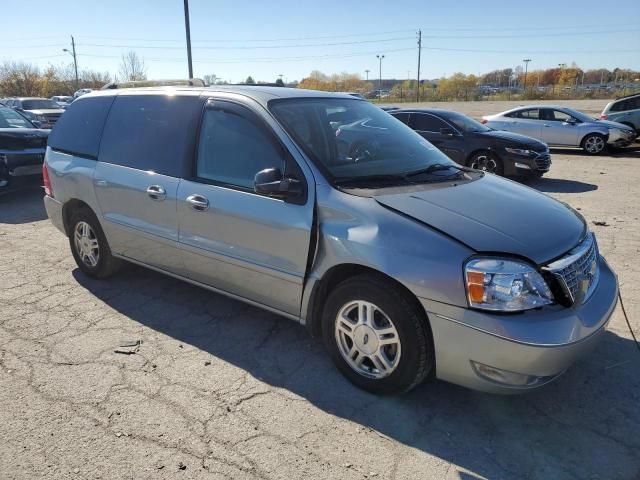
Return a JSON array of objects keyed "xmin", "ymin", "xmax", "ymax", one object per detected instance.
[
  {"xmin": 545, "ymin": 233, "xmax": 599, "ymax": 304},
  {"xmin": 534, "ymin": 153, "xmax": 551, "ymax": 172}
]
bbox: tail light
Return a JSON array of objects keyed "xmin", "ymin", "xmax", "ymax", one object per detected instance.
[
  {"xmin": 43, "ymin": 163, "xmax": 53, "ymax": 197},
  {"xmin": 480, "ymin": 119, "xmax": 488, "ymax": 124},
  {"xmin": 600, "ymin": 114, "xmax": 608, "ymax": 120}
]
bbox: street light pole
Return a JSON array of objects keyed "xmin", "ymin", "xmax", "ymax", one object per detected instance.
[
  {"xmin": 62, "ymin": 35, "xmax": 79, "ymax": 90},
  {"xmin": 376, "ymin": 54, "xmax": 384, "ymax": 101},
  {"xmin": 183, "ymin": 0, "xmax": 194, "ymax": 79},
  {"xmin": 522, "ymin": 58, "xmax": 531, "ymax": 93},
  {"xmin": 365, "ymin": 69, "xmax": 370, "ymax": 81}
]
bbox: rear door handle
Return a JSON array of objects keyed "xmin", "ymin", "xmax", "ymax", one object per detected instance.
[
  {"xmin": 186, "ymin": 194, "xmax": 209, "ymax": 211},
  {"xmin": 146, "ymin": 185, "xmax": 166, "ymax": 201},
  {"xmin": 543, "ymin": 124, "xmax": 552, "ymax": 127}
]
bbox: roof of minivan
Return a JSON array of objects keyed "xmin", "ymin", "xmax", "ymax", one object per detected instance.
[{"xmin": 81, "ymin": 86, "xmax": 359, "ymax": 107}]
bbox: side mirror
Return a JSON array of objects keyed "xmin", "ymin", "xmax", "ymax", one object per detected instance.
[
  {"xmin": 254, "ymin": 167, "xmax": 303, "ymax": 200},
  {"xmin": 31, "ymin": 120, "xmax": 42, "ymax": 129},
  {"xmin": 440, "ymin": 127, "xmax": 456, "ymax": 136},
  {"xmin": 565, "ymin": 117, "xmax": 577, "ymax": 125}
]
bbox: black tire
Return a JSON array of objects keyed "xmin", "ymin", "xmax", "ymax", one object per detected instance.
[
  {"xmin": 581, "ymin": 133, "xmax": 607, "ymax": 155},
  {"xmin": 68, "ymin": 208, "xmax": 122, "ymax": 278},
  {"xmin": 322, "ymin": 273, "xmax": 433, "ymax": 394},
  {"xmin": 467, "ymin": 151, "xmax": 504, "ymax": 176}
]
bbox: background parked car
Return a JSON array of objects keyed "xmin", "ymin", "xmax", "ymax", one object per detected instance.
[
  {"xmin": 51, "ymin": 95, "xmax": 74, "ymax": 109},
  {"xmin": 482, "ymin": 105, "xmax": 636, "ymax": 155},
  {"xmin": 601, "ymin": 93, "xmax": 640, "ymax": 136},
  {"xmin": 0, "ymin": 105, "xmax": 49, "ymax": 193},
  {"xmin": 3, "ymin": 97, "xmax": 64, "ymax": 128},
  {"xmin": 391, "ymin": 108, "xmax": 551, "ymax": 177},
  {"xmin": 73, "ymin": 88, "xmax": 93, "ymax": 98}
]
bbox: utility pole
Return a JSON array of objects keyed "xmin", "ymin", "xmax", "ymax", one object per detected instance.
[
  {"xmin": 63, "ymin": 36, "xmax": 79, "ymax": 90},
  {"xmin": 416, "ymin": 29, "xmax": 422, "ymax": 102},
  {"xmin": 365, "ymin": 69, "xmax": 370, "ymax": 81},
  {"xmin": 522, "ymin": 58, "xmax": 531, "ymax": 93},
  {"xmin": 183, "ymin": 0, "xmax": 194, "ymax": 79},
  {"xmin": 376, "ymin": 54, "xmax": 385, "ymax": 101}
]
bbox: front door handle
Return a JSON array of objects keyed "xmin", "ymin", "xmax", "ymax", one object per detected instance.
[
  {"xmin": 543, "ymin": 124, "xmax": 552, "ymax": 127},
  {"xmin": 186, "ymin": 194, "xmax": 209, "ymax": 212},
  {"xmin": 146, "ymin": 185, "xmax": 166, "ymax": 201}
]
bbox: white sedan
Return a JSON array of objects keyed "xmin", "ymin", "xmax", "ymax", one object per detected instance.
[{"xmin": 481, "ymin": 105, "xmax": 635, "ymax": 154}]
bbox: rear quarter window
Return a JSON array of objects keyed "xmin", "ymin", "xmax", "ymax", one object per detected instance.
[
  {"xmin": 47, "ymin": 96, "xmax": 115, "ymax": 159},
  {"xmin": 98, "ymin": 94, "xmax": 202, "ymax": 177}
]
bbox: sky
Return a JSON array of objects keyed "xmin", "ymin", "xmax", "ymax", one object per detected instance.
[{"xmin": 2, "ymin": 0, "xmax": 640, "ymax": 83}]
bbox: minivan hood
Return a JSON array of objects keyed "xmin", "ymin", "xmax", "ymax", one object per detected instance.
[
  {"xmin": 375, "ymin": 174, "xmax": 585, "ymax": 264},
  {"xmin": 480, "ymin": 129, "xmax": 546, "ymax": 149}
]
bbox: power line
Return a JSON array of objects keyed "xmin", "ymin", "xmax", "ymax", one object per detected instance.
[
  {"xmin": 77, "ymin": 37, "xmax": 415, "ymax": 50},
  {"xmin": 421, "ymin": 28, "xmax": 638, "ymax": 39}
]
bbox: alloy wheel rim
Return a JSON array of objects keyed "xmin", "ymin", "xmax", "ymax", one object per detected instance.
[
  {"xmin": 470, "ymin": 155, "xmax": 497, "ymax": 173},
  {"xmin": 334, "ymin": 300, "xmax": 401, "ymax": 379},
  {"xmin": 74, "ymin": 221, "xmax": 100, "ymax": 267},
  {"xmin": 585, "ymin": 136, "xmax": 604, "ymax": 153}
]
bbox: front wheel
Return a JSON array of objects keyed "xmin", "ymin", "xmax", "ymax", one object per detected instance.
[
  {"xmin": 468, "ymin": 151, "xmax": 504, "ymax": 176},
  {"xmin": 581, "ymin": 133, "xmax": 606, "ymax": 155},
  {"xmin": 322, "ymin": 274, "xmax": 433, "ymax": 394}
]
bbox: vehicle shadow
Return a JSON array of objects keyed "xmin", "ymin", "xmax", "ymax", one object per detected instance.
[
  {"xmin": 72, "ymin": 266, "xmax": 640, "ymax": 479},
  {"xmin": 550, "ymin": 145, "xmax": 640, "ymax": 158},
  {"xmin": 0, "ymin": 185, "xmax": 47, "ymax": 224},
  {"xmin": 519, "ymin": 177, "xmax": 598, "ymax": 193}
]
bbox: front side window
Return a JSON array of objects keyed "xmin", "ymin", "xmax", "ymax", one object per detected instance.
[
  {"xmin": 410, "ymin": 113, "xmax": 449, "ymax": 132},
  {"xmin": 196, "ymin": 105, "xmax": 285, "ymax": 190},
  {"xmin": 270, "ymin": 98, "xmax": 451, "ymax": 181},
  {"xmin": 541, "ymin": 109, "xmax": 574, "ymax": 122}
]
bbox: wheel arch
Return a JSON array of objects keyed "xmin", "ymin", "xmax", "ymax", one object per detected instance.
[
  {"xmin": 305, "ymin": 263, "xmax": 431, "ymax": 339},
  {"xmin": 579, "ymin": 131, "xmax": 608, "ymax": 148},
  {"xmin": 465, "ymin": 148, "xmax": 501, "ymax": 166},
  {"xmin": 62, "ymin": 198, "xmax": 96, "ymax": 236}
]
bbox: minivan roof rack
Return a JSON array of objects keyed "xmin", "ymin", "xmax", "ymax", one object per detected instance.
[{"xmin": 100, "ymin": 78, "xmax": 206, "ymax": 90}]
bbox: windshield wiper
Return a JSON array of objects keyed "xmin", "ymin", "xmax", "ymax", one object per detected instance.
[
  {"xmin": 405, "ymin": 163, "xmax": 470, "ymax": 177},
  {"xmin": 334, "ymin": 173, "xmax": 410, "ymax": 186}
]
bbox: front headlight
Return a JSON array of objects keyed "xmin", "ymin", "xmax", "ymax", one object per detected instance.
[
  {"xmin": 504, "ymin": 147, "xmax": 535, "ymax": 156},
  {"xmin": 465, "ymin": 258, "xmax": 554, "ymax": 311}
]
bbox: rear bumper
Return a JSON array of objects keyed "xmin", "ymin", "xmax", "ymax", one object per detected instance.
[
  {"xmin": 44, "ymin": 195, "xmax": 66, "ymax": 235},
  {"xmin": 418, "ymin": 256, "xmax": 618, "ymax": 394}
]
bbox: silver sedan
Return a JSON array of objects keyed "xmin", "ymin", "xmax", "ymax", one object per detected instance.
[{"xmin": 482, "ymin": 105, "xmax": 636, "ymax": 154}]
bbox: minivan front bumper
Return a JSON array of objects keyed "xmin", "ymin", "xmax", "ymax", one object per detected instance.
[{"xmin": 419, "ymin": 256, "xmax": 618, "ymax": 394}]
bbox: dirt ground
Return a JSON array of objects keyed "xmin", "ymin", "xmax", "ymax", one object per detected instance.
[{"xmin": 1, "ymin": 103, "xmax": 639, "ymax": 479}]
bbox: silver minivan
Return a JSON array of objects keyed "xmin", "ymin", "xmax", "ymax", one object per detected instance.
[{"xmin": 43, "ymin": 87, "xmax": 618, "ymax": 394}]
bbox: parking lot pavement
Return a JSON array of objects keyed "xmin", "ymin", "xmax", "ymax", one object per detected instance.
[{"xmin": 1, "ymin": 148, "xmax": 640, "ymax": 480}]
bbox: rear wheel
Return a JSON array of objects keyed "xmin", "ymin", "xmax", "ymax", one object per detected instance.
[
  {"xmin": 68, "ymin": 208, "xmax": 122, "ymax": 278},
  {"xmin": 581, "ymin": 133, "xmax": 606, "ymax": 155},
  {"xmin": 322, "ymin": 273, "xmax": 433, "ymax": 394},
  {"xmin": 468, "ymin": 151, "xmax": 504, "ymax": 176}
]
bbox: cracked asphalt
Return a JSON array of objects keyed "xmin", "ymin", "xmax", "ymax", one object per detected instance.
[{"xmin": 1, "ymin": 145, "xmax": 640, "ymax": 479}]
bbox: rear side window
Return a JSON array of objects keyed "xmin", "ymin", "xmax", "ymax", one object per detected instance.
[
  {"xmin": 99, "ymin": 95, "xmax": 202, "ymax": 177},
  {"xmin": 47, "ymin": 96, "xmax": 114, "ymax": 159}
]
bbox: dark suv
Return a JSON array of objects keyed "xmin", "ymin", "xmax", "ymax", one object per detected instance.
[{"xmin": 391, "ymin": 108, "xmax": 551, "ymax": 177}]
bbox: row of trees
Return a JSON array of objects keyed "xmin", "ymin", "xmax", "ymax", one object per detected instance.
[{"xmin": 0, "ymin": 51, "xmax": 147, "ymax": 97}]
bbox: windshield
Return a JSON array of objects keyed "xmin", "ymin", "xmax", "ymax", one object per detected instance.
[
  {"xmin": 441, "ymin": 111, "xmax": 491, "ymax": 133},
  {"xmin": 0, "ymin": 106, "xmax": 33, "ymax": 128},
  {"xmin": 270, "ymin": 98, "xmax": 453, "ymax": 181},
  {"xmin": 22, "ymin": 99, "xmax": 60, "ymax": 110},
  {"xmin": 559, "ymin": 107, "xmax": 593, "ymax": 123}
]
